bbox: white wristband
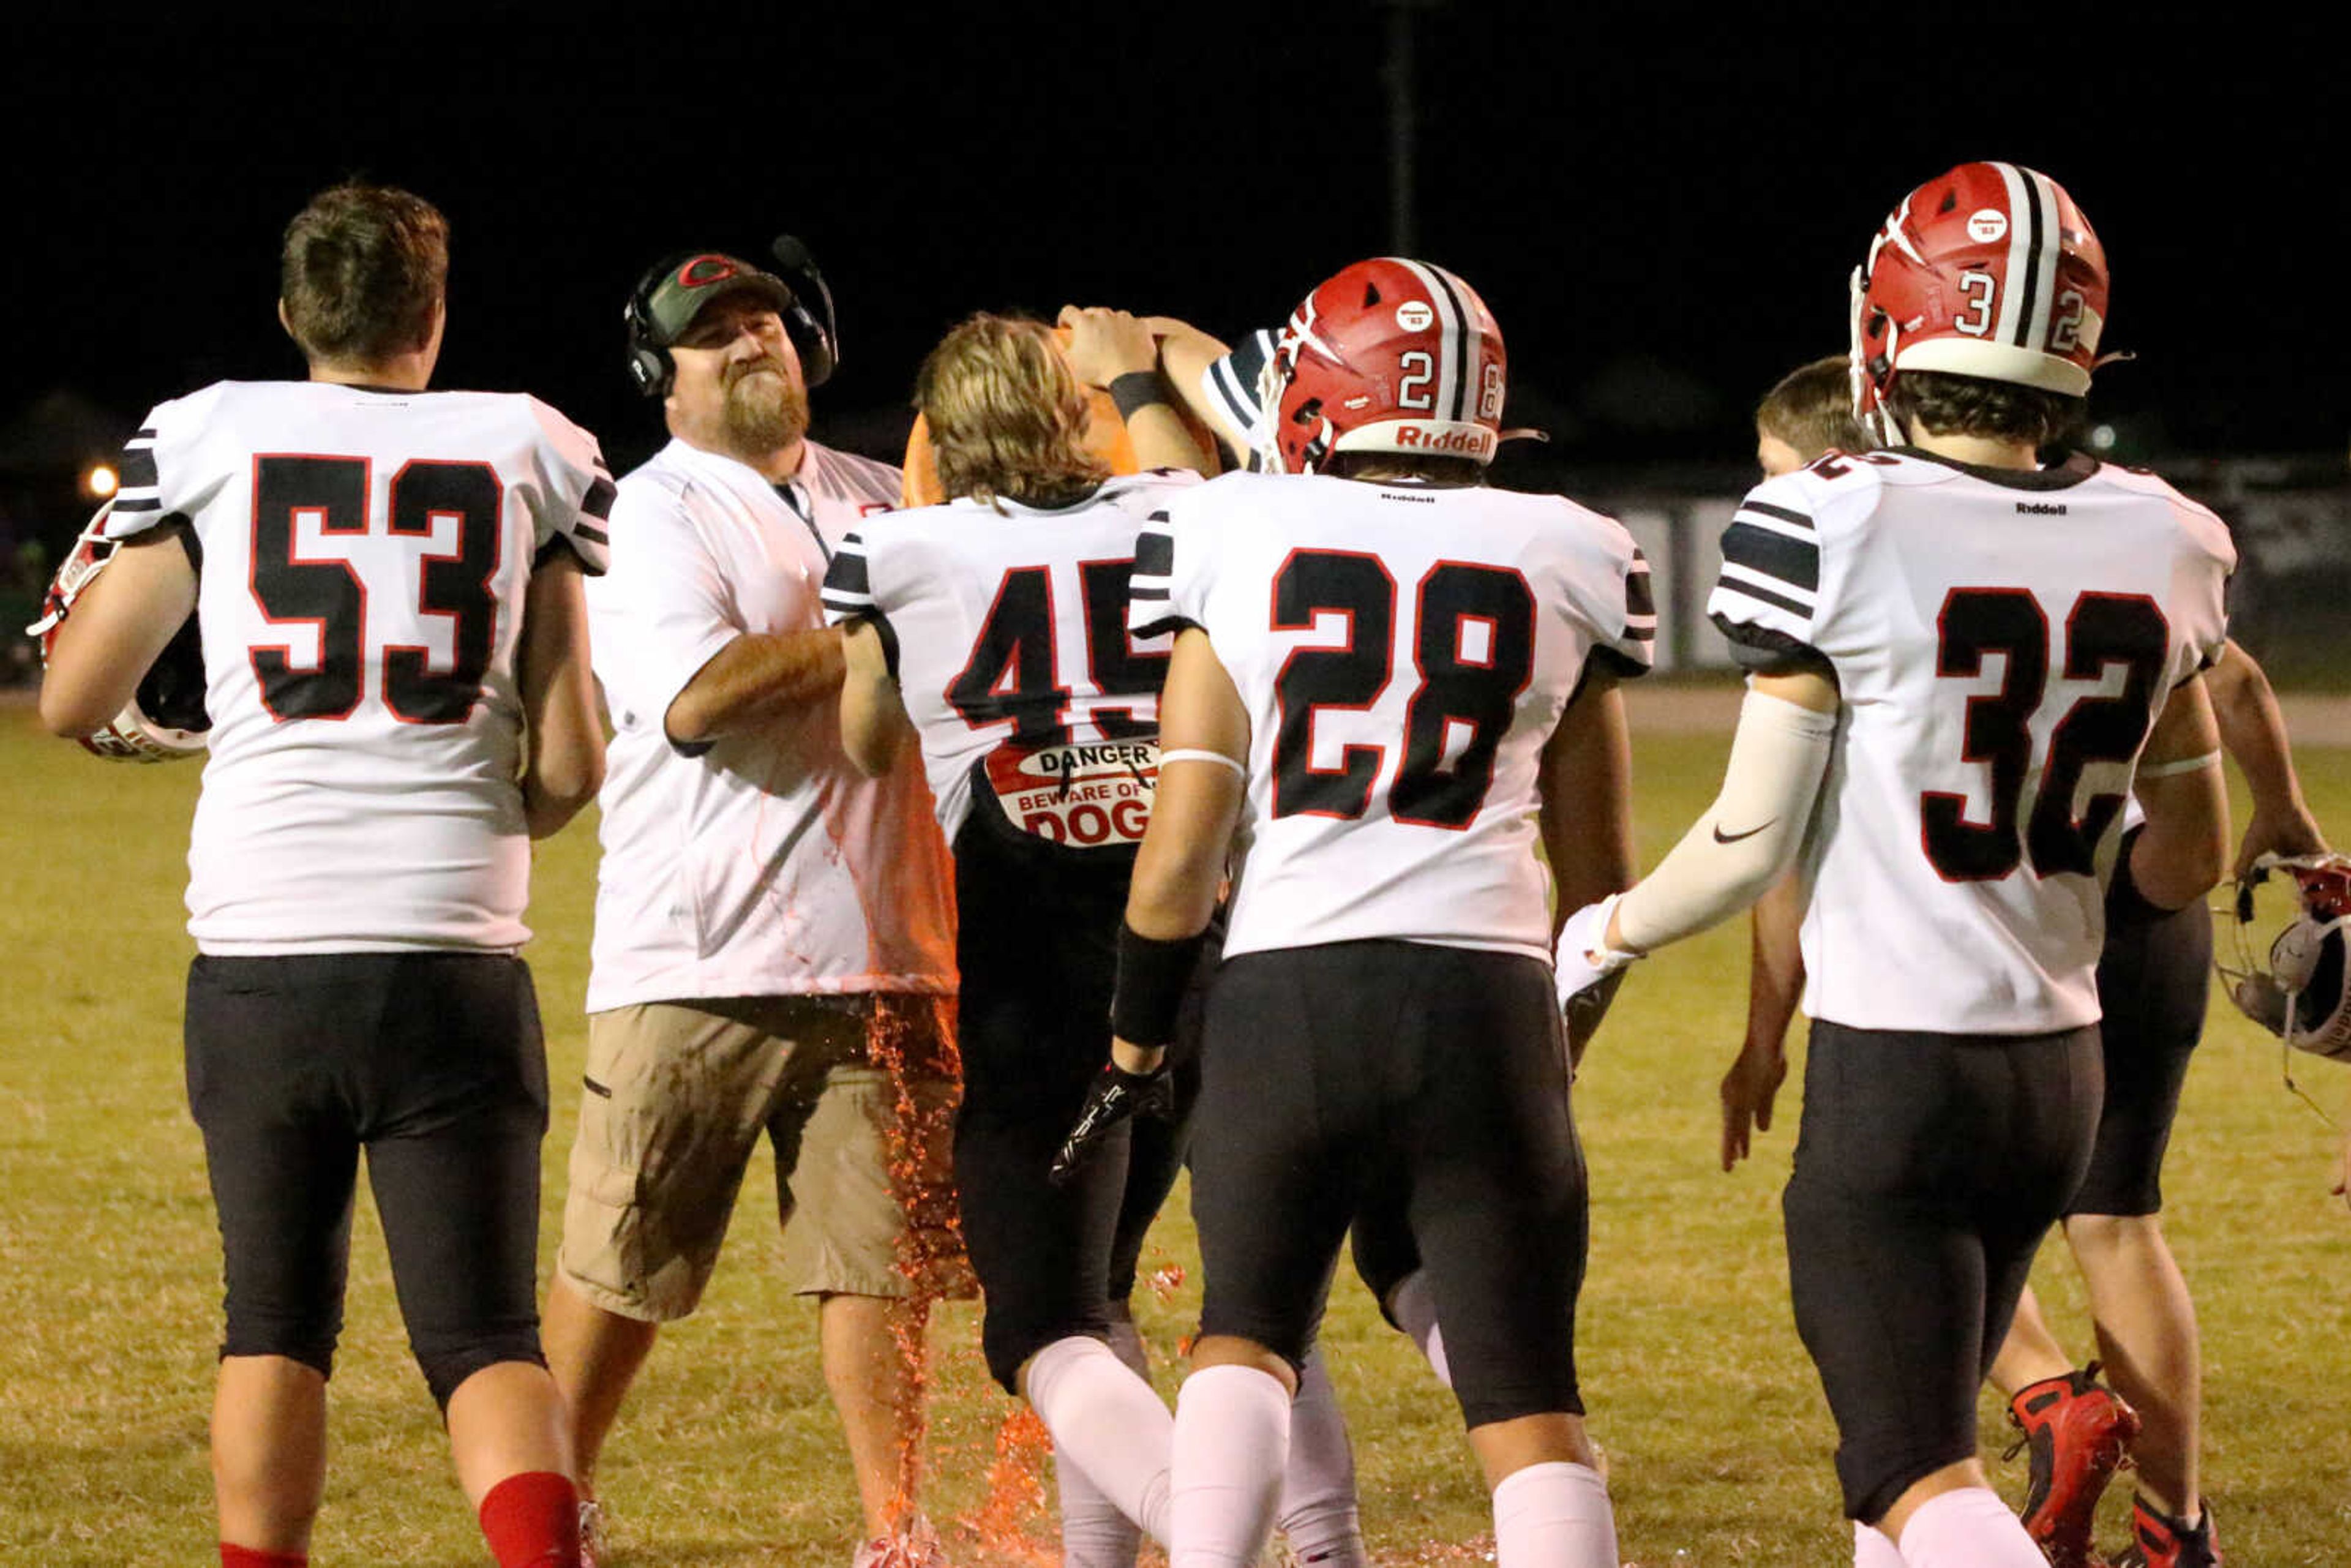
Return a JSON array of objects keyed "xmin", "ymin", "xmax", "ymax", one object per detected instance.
[{"xmin": 1158, "ymin": 748, "xmax": 1247, "ymax": 777}]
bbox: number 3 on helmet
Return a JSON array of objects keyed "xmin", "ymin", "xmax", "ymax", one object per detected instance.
[
  {"xmin": 1259, "ymin": 257, "xmax": 1507, "ymax": 475},
  {"xmin": 1850, "ymin": 161, "xmax": 2112, "ymax": 443}
]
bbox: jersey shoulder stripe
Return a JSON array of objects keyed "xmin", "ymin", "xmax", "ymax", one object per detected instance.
[{"xmin": 820, "ymin": 530, "xmax": 877, "ymax": 621}]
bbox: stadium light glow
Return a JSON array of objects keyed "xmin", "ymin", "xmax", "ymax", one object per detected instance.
[{"xmin": 84, "ymin": 463, "xmax": 119, "ymax": 498}]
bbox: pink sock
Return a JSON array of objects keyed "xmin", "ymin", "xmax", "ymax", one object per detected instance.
[
  {"xmin": 1894, "ymin": 1487, "xmax": 2046, "ymax": 1568},
  {"xmin": 220, "ymin": 1548, "xmax": 307, "ymax": 1568}
]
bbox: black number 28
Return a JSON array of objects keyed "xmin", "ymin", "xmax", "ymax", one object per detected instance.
[
  {"xmin": 1922, "ymin": 586, "xmax": 2170, "ymax": 881},
  {"xmin": 249, "ymin": 455, "xmax": 503, "ymax": 723},
  {"xmin": 1270, "ymin": 550, "xmax": 1535, "ymax": 829}
]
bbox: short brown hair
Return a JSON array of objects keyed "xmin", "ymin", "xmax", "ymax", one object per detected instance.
[
  {"xmin": 1756, "ymin": 355, "xmax": 1867, "ymax": 460},
  {"xmin": 915, "ymin": 314, "xmax": 1109, "ymax": 509},
  {"xmin": 1886, "ymin": 371, "xmax": 2085, "ymax": 450},
  {"xmin": 279, "ymin": 182, "xmax": 449, "ymax": 366}
]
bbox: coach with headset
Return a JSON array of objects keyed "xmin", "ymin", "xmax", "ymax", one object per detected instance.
[{"xmin": 540, "ymin": 244, "xmax": 966, "ymax": 1568}]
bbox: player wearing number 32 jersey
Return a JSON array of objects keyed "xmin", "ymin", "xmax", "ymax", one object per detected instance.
[{"xmin": 1556, "ymin": 163, "xmax": 2232, "ymax": 1568}]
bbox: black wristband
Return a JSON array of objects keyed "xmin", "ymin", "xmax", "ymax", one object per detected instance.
[
  {"xmin": 2107, "ymin": 823, "xmax": 2172, "ymax": 927},
  {"xmin": 1110, "ymin": 920, "xmax": 1208, "ymax": 1046},
  {"xmin": 1107, "ymin": 370, "xmax": 1170, "ymax": 422}
]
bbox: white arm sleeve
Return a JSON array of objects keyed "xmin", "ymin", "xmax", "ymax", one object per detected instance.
[{"xmin": 1613, "ymin": 688, "xmax": 1837, "ymax": 953}]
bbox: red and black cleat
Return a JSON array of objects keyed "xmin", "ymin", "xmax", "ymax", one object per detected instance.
[
  {"xmin": 2113, "ymin": 1495, "xmax": 2221, "ymax": 1568},
  {"xmin": 2005, "ymin": 1362, "xmax": 2142, "ymax": 1568}
]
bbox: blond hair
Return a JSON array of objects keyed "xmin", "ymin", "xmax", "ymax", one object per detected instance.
[{"xmin": 915, "ymin": 315, "xmax": 1109, "ymax": 509}]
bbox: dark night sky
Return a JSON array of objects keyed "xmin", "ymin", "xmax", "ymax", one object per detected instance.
[{"xmin": 4, "ymin": 7, "xmax": 2341, "ymax": 482}]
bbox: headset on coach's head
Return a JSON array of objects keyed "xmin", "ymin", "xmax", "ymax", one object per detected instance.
[{"xmin": 623, "ymin": 236, "xmax": 839, "ymax": 398}]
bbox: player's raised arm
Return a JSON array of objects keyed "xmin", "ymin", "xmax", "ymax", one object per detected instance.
[{"xmin": 1059, "ymin": 306, "xmax": 1218, "ymax": 476}]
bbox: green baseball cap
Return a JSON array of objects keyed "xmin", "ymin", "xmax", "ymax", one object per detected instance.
[{"xmin": 639, "ymin": 253, "xmax": 795, "ymax": 347}]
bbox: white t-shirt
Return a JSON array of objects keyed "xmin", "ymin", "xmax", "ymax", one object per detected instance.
[
  {"xmin": 820, "ymin": 471, "xmax": 1198, "ymax": 844},
  {"xmin": 585, "ymin": 436, "xmax": 956, "ymax": 1011},
  {"xmin": 108, "ymin": 379, "xmax": 612, "ymax": 954},
  {"xmin": 1134, "ymin": 470, "xmax": 1654, "ymax": 962},
  {"xmin": 1707, "ymin": 447, "xmax": 2234, "ymax": 1033}
]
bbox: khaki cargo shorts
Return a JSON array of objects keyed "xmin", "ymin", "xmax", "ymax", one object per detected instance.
[{"xmin": 557, "ymin": 992, "xmax": 971, "ymax": 1321}]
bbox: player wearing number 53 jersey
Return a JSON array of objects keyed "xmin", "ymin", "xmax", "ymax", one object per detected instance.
[
  {"xmin": 1558, "ymin": 164, "xmax": 2233, "ymax": 1568},
  {"xmin": 1079, "ymin": 259, "xmax": 1649, "ymax": 1568},
  {"xmin": 39, "ymin": 183, "xmax": 605, "ymax": 1568},
  {"xmin": 106, "ymin": 378, "xmax": 609, "ymax": 948}
]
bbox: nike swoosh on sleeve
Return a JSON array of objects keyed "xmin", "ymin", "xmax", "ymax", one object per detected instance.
[{"xmin": 1712, "ymin": 820, "xmax": 1775, "ymax": 844}]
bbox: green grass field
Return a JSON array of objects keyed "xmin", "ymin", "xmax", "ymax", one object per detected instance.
[{"xmin": 3, "ymin": 701, "xmax": 2348, "ymax": 1567}]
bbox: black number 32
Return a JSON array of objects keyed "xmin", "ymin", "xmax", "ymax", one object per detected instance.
[{"xmin": 1922, "ymin": 585, "xmax": 2170, "ymax": 881}]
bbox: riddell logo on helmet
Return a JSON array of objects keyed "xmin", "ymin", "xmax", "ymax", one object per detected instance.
[
  {"xmin": 1967, "ymin": 209, "xmax": 2009, "ymax": 243},
  {"xmin": 1394, "ymin": 426, "xmax": 1490, "ymax": 454},
  {"xmin": 1395, "ymin": 301, "xmax": 1434, "ymax": 331}
]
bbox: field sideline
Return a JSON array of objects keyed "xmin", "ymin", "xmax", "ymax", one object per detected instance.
[{"xmin": 2, "ymin": 696, "xmax": 2348, "ymax": 1567}]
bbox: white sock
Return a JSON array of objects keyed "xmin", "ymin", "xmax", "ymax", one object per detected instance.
[
  {"xmin": 1025, "ymin": 1335, "xmax": 1174, "ymax": 1545},
  {"xmin": 1853, "ymin": 1521, "xmax": 1904, "ymax": 1568},
  {"xmin": 1387, "ymin": 1270, "xmax": 1452, "ymax": 1390},
  {"xmin": 1895, "ymin": 1487, "xmax": 2047, "ymax": 1568},
  {"xmin": 1056, "ymin": 1433, "xmax": 1144, "ymax": 1568},
  {"xmin": 1276, "ymin": 1351, "xmax": 1366, "ymax": 1566},
  {"xmin": 1171, "ymin": 1364, "xmax": 1291, "ymax": 1568},
  {"xmin": 1491, "ymin": 1461, "xmax": 1617, "ymax": 1568}
]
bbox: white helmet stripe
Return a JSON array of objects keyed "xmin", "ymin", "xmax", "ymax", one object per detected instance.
[
  {"xmin": 2019, "ymin": 167, "xmax": 2064, "ymax": 351},
  {"xmin": 1991, "ymin": 162, "xmax": 2034, "ymax": 345},
  {"xmin": 1390, "ymin": 257, "xmax": 1466, "ymax": 422}
]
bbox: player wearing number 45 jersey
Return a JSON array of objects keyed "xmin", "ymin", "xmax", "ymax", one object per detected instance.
[
  {"xmin": 39, "ymin": 183, "xmax": 606, "ymax": 1568},
  {"xmin": 1061, "ymin": 258, "xmax": 1651, "ymax": 1568},
  {"xmin": 1559, "ymin": 163, "xmax": 2233, "ymax": 1568}
]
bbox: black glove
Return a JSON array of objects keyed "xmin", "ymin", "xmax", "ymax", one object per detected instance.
[{"xmin": 1049, "ymin": 1060, "xmax": 1174, "ymax": 1187}]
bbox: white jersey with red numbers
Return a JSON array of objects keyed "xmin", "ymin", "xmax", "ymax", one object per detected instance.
[
  {"xmin": 1131, "ymin": 470, "xmax": 1654, "ymax": 962},
  {"xmin": 105, "ymin": 379, "xmax": 613, "ymax": 955},
  {"xmin": 585, "ymin": 437, "xmax": 956, "ymax": 1012},
  {"xmin": 820, "ymin": 470, "xmax": 1198, "ymax": 846},
  {"xmin": 1707, "ymin": 447, "xmax": 2233, "ymax": 1033}
]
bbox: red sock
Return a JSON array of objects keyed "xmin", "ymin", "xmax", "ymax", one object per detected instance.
[
  {"xmin": 220, "ymin": 1547, "xmax": 307, "ymax": 1568},
  {"xmin": 478, "ymin": 1470, "xmax": 582, "ymax": 1568}
]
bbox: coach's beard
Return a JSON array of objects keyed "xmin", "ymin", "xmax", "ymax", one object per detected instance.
[{"xmin": 724, "ymin": 359, "xmax": 809, "ymax": 454}]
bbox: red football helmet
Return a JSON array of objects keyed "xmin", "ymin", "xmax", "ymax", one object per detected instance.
[
  {"xmin": 1851, "ymin": 162, "xmax": 2111, "ymax": 441},
  {"xmin": 1259, "ymin": 258, "xmax": 1506, "ymax": 475}
]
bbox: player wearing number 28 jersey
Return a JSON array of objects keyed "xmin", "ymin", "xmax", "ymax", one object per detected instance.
[{"xmin": 1083, "ymin": 258, "xmax": 1649, "ymax": 1568}]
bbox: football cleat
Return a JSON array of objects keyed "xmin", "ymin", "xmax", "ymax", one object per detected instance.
[
  {"xmin": 1259, "ymin": 257, "xmax": 1507, "ymax": 475},
  {"xmin": 1850, "ymin": 161, "xmax": 2110, "ymax": 443},
  {"xmin": 2005, "ymin": 1362, "xmax": 2141, "ymax": 1568},
  {"xmin": 2218, "ymin": 852, "xmax": 2351, "ymax": 1060},
  {"xmin": 578, "ymin": 1498, "xmax": 606, "ymax": 1568},
  {"xmin": 2112, "ymin": 1495, "xmax": 2221, "ymax": 1568}
]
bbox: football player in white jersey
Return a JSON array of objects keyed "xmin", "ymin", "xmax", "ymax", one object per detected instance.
[
  {"xmin": 1735, "ymin": 352, "xmax": 2323, "ymax": 1568},
  {"xmin": 1556, "ymin": 163, "xmax": 2233, "ymax": 1568},
  {"xmin": 1061, "ymin": 258, "xmax": 1651, "ymax": 1568},
  {"xmin": 38, "ymin": 182, "xmax": 607, "ymax": 1568}
]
